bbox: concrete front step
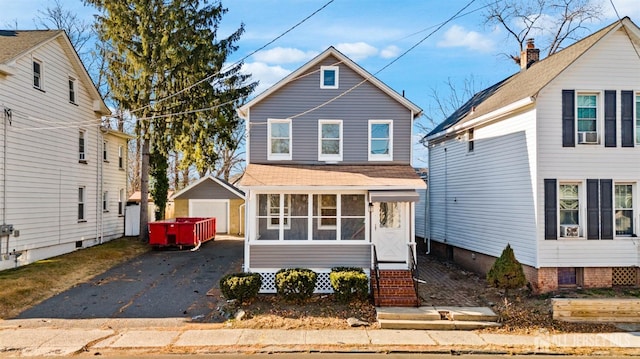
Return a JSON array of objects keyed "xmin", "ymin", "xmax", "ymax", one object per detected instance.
[
  {"xmin": 378, "ymin": 319, "xmax": 501, "ymax": 330},
  {"xmin": 376, "ymin": 306, "xmax": 500, "ymax": 330}
]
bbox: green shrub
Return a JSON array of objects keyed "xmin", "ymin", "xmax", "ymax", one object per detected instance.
[
  {"xmin": 330, "ymin": 267, "xmax": 368, "ymax": 303},
  {"xmin": 486, "ymin": 244, "xmax": 527, "ymax": 297},
  {"xmin": 219, "ymin": 272, "xmax": 262, "ymax": 303},
  {"xmin": 275, "ymin": 268, "xmax": 317, "ymax": 302}
]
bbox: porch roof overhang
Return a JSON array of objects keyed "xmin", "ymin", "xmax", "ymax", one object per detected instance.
[
  {"xmin": 369, "ymin": 190, "xmax": 420, "ymax": 202},
  {"xmin": 239, "ymin": 164, "xmax": 426, "ymax": 190}
]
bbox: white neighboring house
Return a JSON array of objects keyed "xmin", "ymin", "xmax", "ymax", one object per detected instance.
[
  {"xmin": 0, "ymin": 30, "xmax": 131, "ymax": 270},
  {"xmin": 423, "ymin": 17, "xmax": 640, "ymax": 292}
]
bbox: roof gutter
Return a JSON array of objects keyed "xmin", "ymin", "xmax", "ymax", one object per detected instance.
[{"xmin": 424, "ymin": 96, "xmax": 536, "ymax": 142}]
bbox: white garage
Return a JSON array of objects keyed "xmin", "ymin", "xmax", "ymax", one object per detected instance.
[{"xmin": 172, "ymin": 176, "xmax": 245, "ymax": 235}]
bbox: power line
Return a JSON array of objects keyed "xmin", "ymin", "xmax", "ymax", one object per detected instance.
[{"xmin": 129, "ymin": 0, "xmax": 335, "ymax": 115}]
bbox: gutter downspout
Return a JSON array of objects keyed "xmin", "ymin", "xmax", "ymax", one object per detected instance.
[
  {"xmin": 2, "ymin": 108, "xmax": 8, "ymax": 255},
  {"xmin": 425, "ymin": 146, "xmax": 430, "ymax": 254}
]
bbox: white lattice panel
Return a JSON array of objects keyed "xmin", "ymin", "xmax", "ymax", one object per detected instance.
[{"xmin": 258, "ymin": 271, "xmax": 334, "ymax": 294}]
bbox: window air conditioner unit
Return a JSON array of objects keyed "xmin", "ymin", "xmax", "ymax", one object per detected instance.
[
  {"xmin": 79, "ymin": 152, "xmax": 85, "ymax": 161},
  {"xmin": 578, "ymin": 131, "xmax": 598, "ymax": 144},
  {"xmin": 561, "ymin": 225, "xmax": 580, "ymax": 237}
]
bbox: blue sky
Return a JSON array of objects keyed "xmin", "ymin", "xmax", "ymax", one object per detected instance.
[{"xmin": 2, "ymin": 0, "xmax": 639, "ymax": 166}]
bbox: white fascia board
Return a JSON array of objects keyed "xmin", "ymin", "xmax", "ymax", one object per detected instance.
[{"xmin": 425, "ymin": 96, "xmax": 535, "ymax": 142}]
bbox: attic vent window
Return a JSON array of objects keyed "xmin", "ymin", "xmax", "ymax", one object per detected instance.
[{"xmin": 320, "ymin": 66, "xmax": 338, "ymax": 89}]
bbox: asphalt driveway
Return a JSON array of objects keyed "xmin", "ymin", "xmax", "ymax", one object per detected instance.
[{"xmin": 17, "ymin": 236, "xmax": 243, "ymax": 322}]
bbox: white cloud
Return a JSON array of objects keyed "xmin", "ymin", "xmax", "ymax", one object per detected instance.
[
  {"xmin": 380, "ymin": 45, "xmax": 400, "ymax": 59},
  {"xmin": 252, "ymin": 47, "xmax": 319, "ymax": 65},
  {"xmin": 335, "ymin": 42, "xmax": 378, "ymax": 61},
  {"xmin": 437, "ymin": 25, "xmax": 495, "ymax": 53},
  {"xmin": 241, "ymin": 62, "xmax": 291, "ymax": 95}
]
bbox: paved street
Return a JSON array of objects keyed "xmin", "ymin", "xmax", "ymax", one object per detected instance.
[{"xmin": 17, "ymin": 236, "xmax": 243, "ymax": 321}]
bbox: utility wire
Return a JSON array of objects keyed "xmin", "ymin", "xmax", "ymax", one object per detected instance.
[{"xmin": 129, "ymin": 0, "xmax": 335, "ymax": 115}]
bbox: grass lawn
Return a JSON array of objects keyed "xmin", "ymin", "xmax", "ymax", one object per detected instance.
[{"xmin": 0, "ymin": 237, "xmax": 148, "ymax": 319}]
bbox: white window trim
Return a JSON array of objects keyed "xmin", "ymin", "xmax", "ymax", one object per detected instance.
[
  {"xmin": 318, "ymin": 194, "xmax": 337, "ymax": 230},
  {"xmin": 575, "ymin": 91, "xmax": 603, "ymax": 145},
  {"xmin": 118, "ymin": 145, "xmax": 124, "ymax": 169},
  {"xmin": 267, "ymin": 118, "xmax": 292, "ymax": 161},
  {"xmin": 368, "ymin": 119, "xmax": 393, "ymax": 161},
  {"xmin": 614, "ymin": 181, "xmax": 636, "ymax": 237},
  {"xmin": 33, "ymin": 57, "xmax": 43, "ymax": 90},
  {"xmin": 320, "ymin": 65, "xmax": 339, "ymax": 89},
  {"xmin": 558, "ymin": 181, "xmax": 584, "ymax": 239},
  {"xmin": 318, "ymin": 119, "xmax": 343, "ymax": 162},
  {"xmin": 78, "ymin": 186, "xmax": 86, "ymax": 221},
  {"xmin": 267, "ymin": 194, "xmax": 291, "ymax": 230}
]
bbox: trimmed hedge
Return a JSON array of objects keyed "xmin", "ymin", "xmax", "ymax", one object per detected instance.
[
  {"xmin": 275, "ymin": 268, "xmax": 317, "ymax": 302},
  {"xmin": 219, "ymin": 272, "xmax": 262, "ymax": 303},
  {"xmin": 330, "ymin": 267, "xmax": 368, "ymax": 303}
]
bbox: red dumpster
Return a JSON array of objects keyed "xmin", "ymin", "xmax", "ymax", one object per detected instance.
[{"xmin": 148, "ymin": 217, "xmax": 216, "ymax": 249}]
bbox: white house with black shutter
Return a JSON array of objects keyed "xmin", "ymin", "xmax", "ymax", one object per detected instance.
[{"xmin": 423, "ymin": 17, "xmax": 640, "ymax": 292}]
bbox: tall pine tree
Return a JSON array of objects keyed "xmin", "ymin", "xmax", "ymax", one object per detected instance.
[{"xmin": 85, "ymin": 0, "xmax": 256, "ymax": 240}]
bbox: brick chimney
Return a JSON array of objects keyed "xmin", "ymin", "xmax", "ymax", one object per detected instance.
[{"xmin": 520, "ymin": 38, "xmax": 540, "ymax": 70}]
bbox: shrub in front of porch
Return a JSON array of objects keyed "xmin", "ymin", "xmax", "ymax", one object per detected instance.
[
  {"xmin": 330, "ymin": 267, "xmax": 368, "ymax": 303},
  {"xmin": 275, "ymin": 268, "xmax": 317, "ymax": 302},
  {"xmin": 220, "ymin": 272, "xmax": 262, "ymax": 303}
]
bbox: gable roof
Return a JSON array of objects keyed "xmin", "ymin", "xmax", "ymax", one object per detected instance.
[
  {"xmin": 0, "ymin": 30, "xmax": 109, "ymax": 115},
  {"xmin": 425, "ymin": 17, "xmax": 639, "ymax": 141},
  {"xmin": 237, "ymin": 46, "xmax": 422, "ymax": 119},
  {"xmin": 172, "ymin": 175, "xmax": 245, "ymax": 200}
]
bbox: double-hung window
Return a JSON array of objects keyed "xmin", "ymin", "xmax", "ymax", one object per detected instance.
[
  {"xmin": 33, "ymin": 59, "xmax": 43, "ymax": 89},
  {"xmin": 118, "ymin": 189, "xmax": 124, "ymax": 216},
  {"xmin": 615, "ymin": 184, "xmax": 633, "ymax": 236},
  {"xmin": 368, "ymin": 120, "xmax": 392, "ymax": 161},
  {"xmin": 103, "ymin": 141, "xmax": 108, "ymax": 161},
  {"xmin": 577, "ymin": 93, "xmax": 599, "ymax": 144},
  {"xmin": 78, "ymin": 187, "xmax": 86, "ymax": 221},
  {"xmin": 559, "ymin": 183, "xmax": 580, "ymax": 237},
  {"xmin": 320, "ymin": 66, "xmax": 338, "ymax": 89},
  {"xmin": 118, "ymin": 145, "xmax": 124, "ymax": 169},
  {"xmin": 267, "ymin": 194, "xmax": 290, "ymax": 229},
  {"xmin": 79, "ymin": 130, "xmax": 86, "ymax": 162},
  {"xmin": 318, "ymin": 120, "xmax": 342, "ymax": 161},
  {"xmin": 103, "ymin": 191, "xmax": 109, "ymax": 212},
  {"xmin": 268, "ymin": 119, "xmax": 291, "ymax": 160}
]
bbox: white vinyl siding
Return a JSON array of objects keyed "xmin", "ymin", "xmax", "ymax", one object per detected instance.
[
  {"xmin": 318, "ymin": 120, "xmax": 342, "ymax": 162},
  {"xmin": 368, "ymin": 120, "xmax": 393, "ymax": 161},
  {"xmin": 267, "ymin": 119, "xmax": 291, "ymax": 161},
  {"xmin": 537, "ymin": 29, "xmax": 640, "ymax": 267}
]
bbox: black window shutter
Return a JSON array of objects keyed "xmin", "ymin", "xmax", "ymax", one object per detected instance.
[
  {"xmin": 604, "ymin": 90, "xmax": 616, "ymax": 147},
  {"xmin": 600, "ymin": 179, "xmax": 613, "ymax": 239},
  {"xmin": 621, "ymin": 90, "xmax": 634, "ymax": 147},
  {"xmin": 544, "ymin": 179, "xmax": 557, "ymax": 240},
  {"xmin": 562, "ymin": 90, "xmax": 575, "ymax": 147},
  {"xmin": 586, "ymin": 179, "xmax": 600, "ymax": 239}
]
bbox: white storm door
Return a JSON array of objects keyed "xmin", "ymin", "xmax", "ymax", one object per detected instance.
[
  {"xmin": 189, "ymin": 200, "xmax": 228, "ymax": 233},
  {"xmin": 371, "ymin": 202, "xmax": 407, "ymax": 264}
]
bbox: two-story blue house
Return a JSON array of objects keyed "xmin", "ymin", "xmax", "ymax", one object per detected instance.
[
  {"xmin": 237, "ymin": 47, "xmax": 425, "ymax": 305},
  {"xmin": 423, "ymin": 17, "xmax": 640, "ymax": 292}
]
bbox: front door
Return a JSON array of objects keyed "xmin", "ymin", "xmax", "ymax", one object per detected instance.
[{"xmin": 372, "ymin": 202, "xmax": 408, "ymax": 266}]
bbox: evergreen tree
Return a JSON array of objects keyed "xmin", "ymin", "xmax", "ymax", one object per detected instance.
[
  {"xmin": 486, "ymin": 244, "xmax": 527, "ymax": 297},
  {"xmin": 85, "ymin": 0, "xmax": 256, "ymax": 239}
]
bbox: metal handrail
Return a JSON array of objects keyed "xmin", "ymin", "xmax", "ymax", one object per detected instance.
[
  {"xmin": 408, "ymin": 243, "xmax": 420, "ymax": 306},
  {"xmin": 372, "ymin": 244, "xmax": 381, "ymax": 305}
]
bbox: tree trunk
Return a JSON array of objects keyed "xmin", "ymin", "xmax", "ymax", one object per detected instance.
[{"xmin": 139, "ymin": 137, "xmax": 150, "ymax": 242}]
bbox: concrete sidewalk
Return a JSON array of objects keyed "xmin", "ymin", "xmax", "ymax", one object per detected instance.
[{"xmin": 2, "ymin": 319, "xmax": 640, "ymax": 357}]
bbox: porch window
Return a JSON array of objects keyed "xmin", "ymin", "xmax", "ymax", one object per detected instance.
[{"xmin": 318, "ymin": 194, "xmax": 337, "ymax": 229}]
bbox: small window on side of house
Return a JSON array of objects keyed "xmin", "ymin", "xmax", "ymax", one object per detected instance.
[
  {"xmin": 118, "ymin": 145, "xmax": 124, "ymax": 169},
  {"xmin": 468, "ymin": 128, "xmax": 474, "ymax": 152},
  {"xmin": 33, "ymin": 59, "xmax": 43, "ymax": 89},
  {"xmin": 103, "ymin": 141, "xmax": 108, "ymax": 162},
  {"xmin": 79, "ymin": 130, "xmax": 86, "ymax": 162},
  {"xmin": 103, "ymin": 191, "xmax": 109, "ymax": 212},
  {"xmin": 69, "ymin": 77, "xmax": 76, "ymax": 104},
  {"xmin": 320, "ymin": 66, "xmax": 338, "ymax": 89},
  {"xmin": 635, "ymin": 93, "xmax": 640, "ymax": 145},
  {"xmin": 118, "ymin": 188, "xmax": 124, "ymax": 216},
  {"xmin": 78, "ymin": 187, "xmax": 86, "ymax": 221}
]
